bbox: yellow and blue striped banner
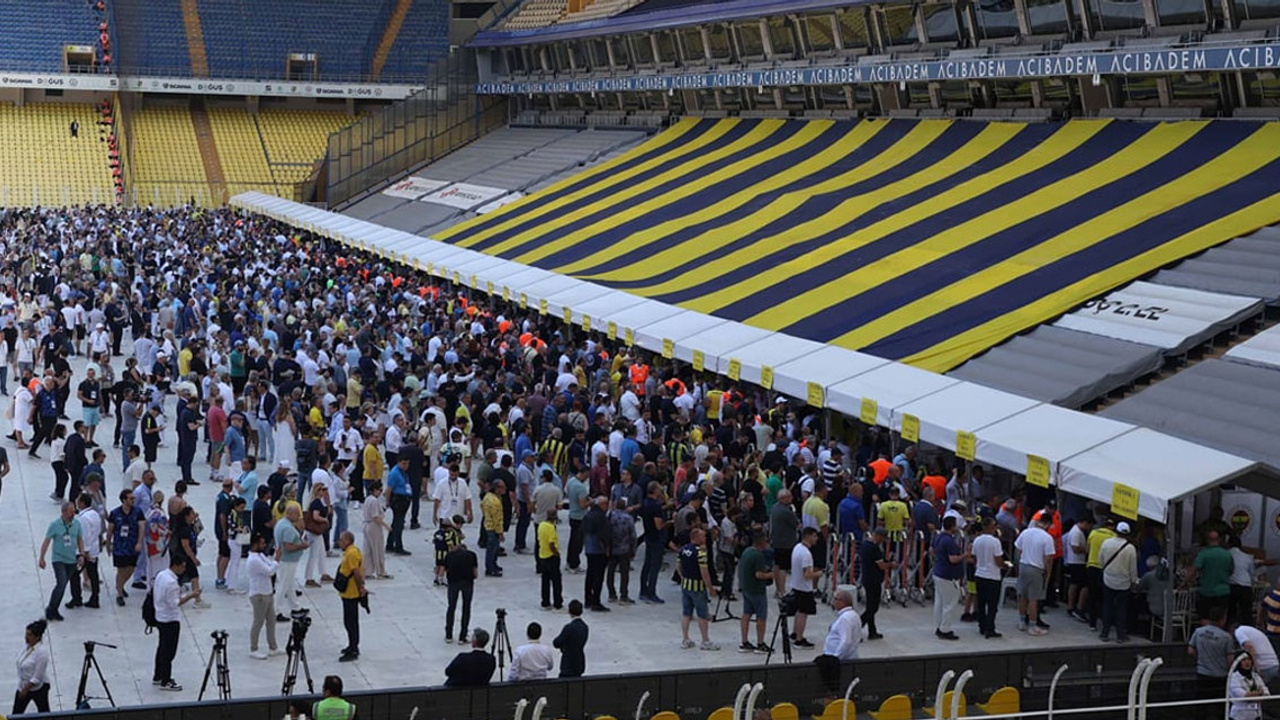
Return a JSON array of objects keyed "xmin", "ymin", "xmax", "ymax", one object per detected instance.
[{"xmin": 434, "ymin": 117, "xmax": 1280, "ymax": 372}]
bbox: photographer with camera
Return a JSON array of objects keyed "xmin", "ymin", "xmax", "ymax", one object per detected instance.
[{"xmin": 153, "ymin": 555, "xmax": 200, "ymax": 691}]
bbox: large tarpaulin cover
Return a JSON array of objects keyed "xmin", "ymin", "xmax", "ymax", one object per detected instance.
[{"xmin": 1224, "ymin": 323, "xmax": 1280, "ymax": 371}]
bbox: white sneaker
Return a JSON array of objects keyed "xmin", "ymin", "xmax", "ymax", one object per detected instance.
[
  {"xmin": 700, "ymin": 640, "xmax": 721, "ymax": 651},
  {"xmin": 193, "ymin": 600, "xmax": 212, "ymax": 609},
  {"xmin": 269, "ymin": 648, "xmax": 285, "ymax": 657},
  {"xmin": 680, "ymin": 639, "xmax": 696, "ymax": 649},
  {"xmin": 250, "ymin": 650, "xmax": 268, "ymax": 660}
]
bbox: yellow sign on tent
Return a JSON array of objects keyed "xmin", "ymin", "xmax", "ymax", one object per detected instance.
[
  {"xmin": 727, "ymin": 359, "xmax": 741, "ymax": 381},
  {"xmin": 900, "ymin": 413, "xmax": 920, "ymax": 443},
  {"xmin": 692, "ymin": 351, "xmax": 704, "ymax": 373},
  {"xmin": 859, "ymin": 398, "xmax": 878, "ymax": 426},
  {"xmin": 1112, "ymin": 483, "xmax": 1140, "ymax": 520},
  {"xmin": 661, "ymin": 339, "xmax": 674, "ymax": 359},
  {"xmin": 956, "ymin": 431, "xmax": 977, "ymax": 461},
  {"xmin": 806, "ymin": 382, "xmax": 824, "ymax": 408},
  {"xmin": 607, "ymin": 321, "xmax": 616, "ymax": 341},
  {"xmin": 760, "ymin": 365, "xmax": 774, "ymax": 390},
  {"xmin": 1026, "ymin": 455, "xmax": 1051, "ymax": 488}
]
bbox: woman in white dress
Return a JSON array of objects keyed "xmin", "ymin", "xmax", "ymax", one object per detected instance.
[
  {"xmin": 12, "ymin": 381, "xmax": 33, "ymax": 449},
  {"xmin": 362, "ymin": 481, "xmax": 391, "ymax": 579}
]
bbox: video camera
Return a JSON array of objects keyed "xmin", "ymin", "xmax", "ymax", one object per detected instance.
[
  {"xmin": 777, "ymin": 592, "xmax": 799, "ymax": 618},
  {"xmin": 289, "ymin": 608, "xmax": 311, "ymax": 641}
]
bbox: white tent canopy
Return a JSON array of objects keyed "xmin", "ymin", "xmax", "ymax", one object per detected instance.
[
  {"xmin": 827, "ymin": 363, "xmax": 960, "ymax": 429},
  {"xmin": 975, "ymin": 404, "xmax": 1138, "ymax": 481},
  {"xmin": 1058, "ymin": 428, "xmax": 1261, "ymax": 522},
  {"xmin": 893, "ymin": 382, "xmax": 1044, "ymax": 453},
  {"xmin": 771, "ymin": 346, "xmax": 890, "ymax": 406},
  {"xmin": 229, "ymin": 191, "xmax": 1280, "ymax": 522}
]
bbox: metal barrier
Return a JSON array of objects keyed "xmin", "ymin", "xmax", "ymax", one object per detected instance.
[{"xmin": 40, "ymin": 644, "xmax": 1199, "ymax": 720}]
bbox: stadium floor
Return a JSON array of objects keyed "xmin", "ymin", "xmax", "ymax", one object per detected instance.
[{"xmin": 5, "ymin": 353, "xmax": 1134, "ymax": 710}]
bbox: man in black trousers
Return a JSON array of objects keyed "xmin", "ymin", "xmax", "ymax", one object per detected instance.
[
  {"xmin": 582, "ymin": 496, "xmax": 611, "ymax": 612},
  {"xmin": 858, "ymin": 527, "xmax": 895, "ymax": 640},
  {"xmin": 553, "ymin": 600, "xmax": 590, "ymax": 678}
]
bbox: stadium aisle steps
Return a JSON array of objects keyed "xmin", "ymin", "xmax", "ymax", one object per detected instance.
[
  {"xmin": 181, "ymin": 0, "xmax": 211, "ymax": 77},
  {"xmin": 371, "ymin": 0, "xmax": 414, "ymax": 81},
  {"xmin": 435, "ymin": 117, "xmax": 1280, "ymax": 371},
  {"xmin": 189, "ymin": 101, "xmax": 227, "ymax": 204}
]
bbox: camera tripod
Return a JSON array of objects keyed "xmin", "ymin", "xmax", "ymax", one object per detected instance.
[
  {"xmin": 281, "ymin": 622, "xmax": 314, "ymax": 696},
  {"xmin": 491, "ymin": 609, "xmax": 514, "ymax": 681},
  {"xmin": 765, "ymin": 611, "xmax": 793, "ymax": 666},
  {"xmin": 199, "ymin": 631, "xmax": 231, "ymax": 701},
  {"xmin": 76, "ymin": 641, "xmax": 116, "ymax": 710},
  {"xmin": 711, "ymin": 560, "xmax": 738, "ymax": 623}
]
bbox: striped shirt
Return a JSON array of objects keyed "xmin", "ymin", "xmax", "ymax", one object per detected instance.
[
  {"xmin": 678, "ymin": 543, "xmax": 708, "ymax": 592},
  {"xmin": 1263, "ymin": 590, "xmax": 1280, "ymax": 634}
]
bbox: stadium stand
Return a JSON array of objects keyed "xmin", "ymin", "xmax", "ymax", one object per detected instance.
[
  {"xmin": 565, "ymin": 0, "xmax": 649, "ymax": 22},
  {"xmin": 342, "ymin": 126, "xmax": 649, "ymax": 234},
  {"xmin": 113, "ymin": 0, "xmax": 192, "ymax": 76},
  {"xmin": 503, "ymin": 0, "xmax": 569, "ymax": 29},
  {"xmin": 257, "ymin": 109, "xmax": 356, "ymax": 185},
  {"xmin": 196, "ymin": 0, "xmax": 448, "ymax": 81},
  {"xmin": 431, "ymin": 116, "xmax": 1280, "ymax": 372},
  {"xmin": 128, "ymin": 104, "xmax": 211, "ymax": 206},
  {"xmin": 207, "ymin": 106, "xmax": 277, "ymax": 195},
  {"xmin": 0, "ymin": 103, "xmax": 115, "ymax": 206},
  {"xmin": 1102, "ymin": 358, "xmax": 1280, "ymax": 468},
  {"xmin": 0, "ymin": 2, "xmax": 103, "ymax": 72},
  {"xmin": 1150, "ymin": 225, "xmax": 1280, "ymax": 304},
  {"xmin": 378, "ymin": 0, "xmax": 454, "ymax": 81}
]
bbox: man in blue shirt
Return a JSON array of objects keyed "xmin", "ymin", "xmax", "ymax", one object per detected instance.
[
  {"xmin": 107, "ymin": 488, "xmax": 145, "ymax": 606},
  {"xmin": 513, "ymin": 423, "xmax": 534, "ymax": 467},
  {"xmin": 224, "ymin": 414, "xmax": 247, "ymax": 469},
  {"xmin": 386, "ymin": 456, "xmax": 412, "ymax": 556},
  {"xmin": 564, "ymin": 467, "xmax": 590, "ymax": 572},
  {"xmin": 837, "ymin": 483, "xmax": 867, "ymax": 543},
  {"xmin": 618, "ymin": 426, "xmax": 641, "ymax": 473},
  {"xmin": 932, "ymin": 515, "xmax": 969, "ymax": 641}
]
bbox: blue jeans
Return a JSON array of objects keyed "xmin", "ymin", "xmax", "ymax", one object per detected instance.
[
  {"xmin": 256, "ymin": 419, "xmax": 275, "ymax": 463},
  {"xmin": 484, "ymin": 530, "xmax": 501, "ymax": 573},
  {"xmin": 47, "ymin": 561, "xmax": 76, "ymax": 617},
  {"xmin": 120, "ymin": 430, "xmax": 136, "ymax": 470},
  {"xmin": 641, "ymin": 537, "xmax": 664, "ymax": 599},
  {"xmin": 331, "ymin": 505, "xmax": 349, "ymax": 547},
  {"xmin": 515, "ymin": 503, "xmax": 531, "ymax": 551},
  {"xmin": 0, "ymin": 364, "xmax": 8, "ymax": 394}
]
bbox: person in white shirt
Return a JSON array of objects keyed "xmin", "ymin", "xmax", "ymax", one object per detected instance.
[
  {"xmin": 619, "ymin": 385, "xmax": 641, "ymax": 423},
  {"xmin": 1229, "ymin": 653, "xmax": 1270, "ymax": 720},
  {"xmin": 1014, "ymin": 515, "xmax": 1056, "ymax": 636},
  {"xmin": 246, "ymin": 534, "xmax": 280, "ymax": 659},
  {"xmin": 1098, "ymin": 521, "xmax": 1139, "ymax": 642},
  {"xmin": 153, "ymin": 556, "xmax": 199, "ymax": 691},
  {"xmin": 433, "ymin": 464, "xmax": 474, "ymax": 525},
  {"xmin": 14, "ymin": 619, "xmax": 51, "ymax": 714},
  {"xmin": 74, "ymin": 494, "xmax": 104, "ymax": 609},
  {"xmin": 787, "ymin": 528, "xmax": 821, "ymax": 647},
  {"xmin": 1064, "ymin": 517, "xmax": 1093, "ymax": 623},
  {"xmin": 820, "ymin": 588, "xmax": 863, "ymax": 661},
  {"xmin": 509, "ymin": 622, "xmax": 556, "ymax": 681},
  {"xmin": 971, "ymin": 517, "xmax": 1005, "ymax": 639}
]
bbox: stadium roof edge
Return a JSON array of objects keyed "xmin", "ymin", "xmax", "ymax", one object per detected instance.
[
  {"xmin": 229, "ymin": 191, "xmax": 1280, "ymax": 521},
  {"xmin": 471, "ymin": 0, "xmax": 861, "ymax": 47}
]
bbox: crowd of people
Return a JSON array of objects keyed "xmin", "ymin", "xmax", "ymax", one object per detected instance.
[{"xmin": 1, "ymin": 203, "xmax": 1277, "ymax": 717}]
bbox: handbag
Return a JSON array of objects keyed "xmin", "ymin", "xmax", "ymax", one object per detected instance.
[{"xmin": 333, "ymin": 570, "xmax": 349, "ymax": 593}]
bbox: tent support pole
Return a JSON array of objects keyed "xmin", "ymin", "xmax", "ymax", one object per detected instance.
[{"xmin": 1162, "ymin": 501, "xmax": 1178, "ymax": 644}]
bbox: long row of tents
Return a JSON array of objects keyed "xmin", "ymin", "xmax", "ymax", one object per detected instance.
[{"xmin": 231, "ymin": 191, "xmax": 1280, "ymax": 525}]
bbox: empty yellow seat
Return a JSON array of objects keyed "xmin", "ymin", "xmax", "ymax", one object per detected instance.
[
  {"xmin": 771, "ymin": 703, "xmax": 799, "ymax": 720},
  {"xmin": 868, "ymin": 695, "xmax": 912, "ymax": 720},
  {"xmin": 0, "ymin": 103, "xmax": 114, "ymax": 207},
  {"xmin": 976, "ymin": 687, "xmax": 1019, "ymax": 715},
  {"xmin": 652, "ymin": 712, "xmax": 681, "ymax": 720},
  {"xmin": 924, "ymin": 691, "xmax": 967, "ymax": 718},
  {"xmin": 813, "ymin": 699, "xmax": 855, "ymax": 720},
  {"xmin": 706, "ymin": 708, "xmax": 733, "ymax": 720}
]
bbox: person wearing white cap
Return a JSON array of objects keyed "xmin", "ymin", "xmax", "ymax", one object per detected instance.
[{"xmin": 1098, "ymin": 521, "xmax": 1139, "ymax": 642}]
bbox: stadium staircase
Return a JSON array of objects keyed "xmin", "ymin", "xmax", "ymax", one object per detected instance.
[
  {"xmin": 433, "ymin": 116, "xmax": 1280, "ymax": 372},
  {"xmin": 180, "ymin": 0, "xmax": 211, "ymax": 77},
  {"xmin": 370, "ymin": 0, "xmax": 415, "ymax": 81},
  {"xmin": 189, "ymin": 100, "xmax": 227, "ymax": 204}
]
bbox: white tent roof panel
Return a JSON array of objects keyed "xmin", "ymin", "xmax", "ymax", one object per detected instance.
[
  {"xmin": 678, "ymin": 322, "xmax": 777, "ymax": 372},
  {"xmin": 542, "ymin": 283, "xmax": 617, "ymax": 322},
  {"xmin": 571, "ymin": 292, "xmax": 651, "ymax": 333},
  {"xmin": 771, "ymin": 347, "xmax": 890, "ymax": 405},
  {"xmin": 633, "ymin": 311, "xmax": 731, "ymax": 363},
  {"xmin": 893, "ymin": 382, "xmax": 1043, "ymax": 452},
  {"xmin": 975, "ymin": 404, "xmax": 1138, "ymax": 480},
  {"xmin": 827, "ymin": 363, "xmax": 960, "ymax": 428},
  {"xmin": 715, "ymin": 334, "xmax": 827, "ymax": 389},
  {"xmin": 1058, "ymin": 427, "xmax": 1258, "ymax": 523}
]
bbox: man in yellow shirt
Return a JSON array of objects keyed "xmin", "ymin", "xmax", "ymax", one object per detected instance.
[
  {"xmin": 335, "ymin": 531, "xmax": 366, "ymax": 662},
  {"xmin": 537, "ymin": 509, "xmax": 563, "ymax": 610},
  {"xmin": 876, "ymin": 486, "xmax": 912, "ymax": 572},
  {"xmin": 481, "ymin": 480, "xmax": 506, "ymax": 577},
  {"xmin": 802, "ymin": 483, "xmax": 832, "ymax": 572},
  {"xmin": 1085, "ymin": 518, "xmax": 1117, "ymax": 630}
]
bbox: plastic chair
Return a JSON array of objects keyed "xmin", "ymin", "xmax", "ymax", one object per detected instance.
[
  {"xmin": 707, "ymin": 708, "xmax": 734, "ymax": 720},
  {"xmin": 924, "ymin": 691, "xmax": 967, "ymax": 717},
  {"xmin": 652, "ymin": 712, "xmax": 682, "ymax": 720},
  {"xmin": 594, "ymin": 716, "xmax": 619, "ymax": 720},
  {"xmin": 771, "ymin": 703, "xmax": 800, "ymax": 720},
  {"xmin": 868, "ymin": 695, "xmax": 912, "ymax": 720},
  {"xmin": 813, "ymin": 698, "xmax": 855, "ymax": 720},
  {"xmin": 976, "ymin": 687, "xmax": 1020, "ymax": 715},
  {"xmin": 1151, "ymin": 588, "xmax": 1195, "ymax": 641}
]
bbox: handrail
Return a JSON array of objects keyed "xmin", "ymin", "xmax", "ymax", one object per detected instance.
[
  {"xmin": 1047, "ymin": 664, "xmax": 1069, "ymax": 720},
  {"xmin": 1136, "ymin": 657, "xmax": 1163, "ymax": 720},
  {"xmin": 1126, "ymin": 658, "xmax": 1154, "ymax": 720},
  {"xmin": 514, "ymin": 698, "xmax": 529, "ymax": 720},
  {"xmin": 732, "ymin": 683, "xmax": 752, "ymax": 720},
  {"xmin": 950, "ymin": 670, "xmax": 973, "ymax": 720},
  {"xmin": 744, "ymin": 683, "xmax": 764, "ymax": 720},
  {"xmin": 933, "ymin": 669, "xmax": 955, "ymax": 720},
  {"xmin": 1224, "ymin": 654, "xmax": 1246, "ymax": 720},
  {"xmin": 634, "ymin": 690, "xmax": 650, "ymax": 720},
  {"xmin": 841, "ymin": 678, "xmax": 859, "ymax": 720},
  {"xmin": 530, "ymin": 697, "xmax": 548, "ymax": 720}
]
